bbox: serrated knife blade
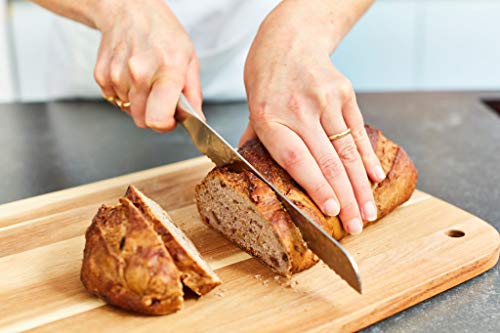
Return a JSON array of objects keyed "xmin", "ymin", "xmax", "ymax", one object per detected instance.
[{"xmin": 176, "ymin": 93, "xmax": 362, "ymax": 293}]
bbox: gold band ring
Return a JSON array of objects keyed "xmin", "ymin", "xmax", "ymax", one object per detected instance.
[
  {"xmin": 115, "ymin": 100, "xmax": 131, "ymax": 108},
  {"xmin": 116, "ymin": 100, "xmax": 131, "ymax": 114},
  {"xmin": 328, "ymin": 128, "xmax": 351, "ymax": 141},
  {"xmin": 103, "ymin": 95, "xmax": 131, "ymax": 114},
  {"xmin": 103, "ymin": 95, "xmax": 115, "ymax": 103}
]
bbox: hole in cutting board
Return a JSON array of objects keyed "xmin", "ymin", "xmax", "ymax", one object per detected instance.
[{"xmin": 446, "ymin": 229, "xmax": 465, "ymax": 238}]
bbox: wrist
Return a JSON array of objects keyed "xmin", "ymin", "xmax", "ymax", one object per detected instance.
[
  {"xmin": 261, "ymin": 0, "xmax": 372, "ymax": 54},
  {"xmin": 92, "ymin": 0, "xmax": 127, "ymax": 31},
  {"xmin": 262, "ymin": 4, "xmax": 337, "ymax": 54}
]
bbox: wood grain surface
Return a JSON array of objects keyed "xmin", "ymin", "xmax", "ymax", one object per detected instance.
[{"xmin": 0, "ymin": 157, "xmax": 498, "ymax": 333}]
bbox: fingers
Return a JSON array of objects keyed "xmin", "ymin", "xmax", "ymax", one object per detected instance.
[
  {"xmin": 92, "ymin": 4, "xmax": 202, "ymax": 132},
  {"xmin": 322, "ymin": 108, "xmax": 377, "ymax": 227},
  {"xmin": 239, "ymin": 124, "xmax": 257, "ymax": 147},
  {"xmin": 128, "ymin": 53, "xmax": 158, "ymax": 127},
  {"xmin": 300, "ymin": 120, "xmax": 363, "ymax": 234},
  {"xmin": 342, "ymin": 97, "xmax": 386, "ymax": 183},
  {"xmin": 254, "ymin": 122, "xmax": 339, "ymax": 217},
  {"xmin": 94, "ymin": 37, "xmax": 116, "ymax": 100},
  {"xmin": 109, "ymin": 42, "xmax": 132, "ymax": 103},
  {"xmin": 108, "ymin": 49, "xmax": 199, "ymax": 132},
  {"xmin": 128, "ymin": 85, "xmax": 148, "ymax": 128},
  {"xmin": 145, "ymin": 70, "xmax": 184, "ymax": 132}
]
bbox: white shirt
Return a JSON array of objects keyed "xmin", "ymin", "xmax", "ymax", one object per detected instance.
[{"xmin": 46, "ymin": 0, "xmax": 280, "ymax": 101}]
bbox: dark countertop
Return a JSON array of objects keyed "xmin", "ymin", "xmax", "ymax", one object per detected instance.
[{"xmin": 1, "ymin": 91, "xmax": 499, "ymax": 332}]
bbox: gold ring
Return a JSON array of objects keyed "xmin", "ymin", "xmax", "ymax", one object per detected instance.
[
  {"xmin": 103, "ymin": 95, "xmax": 115, "ymax": 103},
  {"xmin": 115, "ymin": 99, "xmax": 131, "ymax": 108},
  {"xmin": 328, "ymin": 128, "xmax": 351, "ymax": 141},
  {"xmin": 115, "ymin": 100, "xmax": 131, "ymax": 115}
]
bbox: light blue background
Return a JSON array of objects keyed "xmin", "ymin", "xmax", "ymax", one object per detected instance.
[{"xmin": 3, "ymin": 0, "xmax": 500, "ymax": 102}]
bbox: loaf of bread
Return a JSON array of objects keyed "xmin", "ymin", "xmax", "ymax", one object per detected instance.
[
  {"xmin": 81, "ymin": 186, "xmax": 220, "ymax": 315},
  {"xmin": 195, "ymin": 125, "xmax": 418, "ymax": 277}
]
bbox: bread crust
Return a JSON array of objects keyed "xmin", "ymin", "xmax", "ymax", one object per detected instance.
[
  {"xmin": 366, "ymin": 125, "xmax": 418, "ymax": 220},
  {"xmin": 197, "ymin": 167, "xmax": 318, "ymax": 276},
  {"xmin": 125, "ymin": 185, "xmax": 221, "ymax": 295},
  {"xmin": 195, "ymin": 125, "xmax": 418, "ymax": 275},
  {"xmin": 81, "ymin": 198, "xmax": 183, "ymax": 315}
]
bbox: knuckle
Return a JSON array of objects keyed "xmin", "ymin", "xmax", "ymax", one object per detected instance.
[
  {"xmin": 249, "ymin": 101, "xmax": 272, "ymax": 123},
  {"xmin": 159, "ymin": 52, "xmax": 187, "ymax": 71},
  {"xmin": 350, "ymin": 126, "xmax": 379, "ymax": 161},
  {"xmin": 336, "ymin": 78, "xmax": 354, "ymax": 100},
  {"xmin": 93, "ymin": 65, "xmax": 108, "ymax": 88},
  {"xmin": 351, "ymin": 125, "xmax": 367, "ymax": 140},
  {"xmin": 337, "ymin": 141, "xmax": 360, "ymax": 164},
  {"xmin": 340, "ymin": 200, "xmax": 358, "ymax": 215},
  {"xmin": 112, "ymin": 41, "xmax": 127, "ymax": 54},
  {"xmin": 128, "ymin": 58, "xmax": 148, "ymax": 86},
  {"xmin": 286, "ymin": 94, "xmax": 310, "ymax": 121},
  {"xmin": 286, "ymin": 95, "xmax": 303, "ymax": 116},
  {"xmin": 153, "ymin": 72, "xmax": 182, "ymax": 89},
  {"xmin": 109, "ymin": 63, "xmax": 124, "ymax": 87},
  {"xmin": 157, "ymin": 54, "xmax": 171, "ymax": 68},
  {"xmin": 279, "ymin": 147, "xmax": 306, "ymax": 171},
  {"xmin": 310, "ymin": 181, "xmax": 332, "ymax": 200},
  {"xmin": 317, "ymin": 155, "xmax": 343, "ymax": 180},
  {"xmin": 318, "ymin": 89, "xmax": 334, "ymax": 111}
]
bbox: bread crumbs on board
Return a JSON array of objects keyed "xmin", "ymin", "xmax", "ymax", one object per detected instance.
[
  {"xmin": 215, "ymin": 289, "xmax": 225, "ymax": 297},
  {"xmin": 252, "ymin": 273, "xmax": 299, "ymax": 290}
]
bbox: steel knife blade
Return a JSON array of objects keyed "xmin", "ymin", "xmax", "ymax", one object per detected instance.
[{"xmin": 176, "ymin": 93, "xmax": 362, "ymax": 293}]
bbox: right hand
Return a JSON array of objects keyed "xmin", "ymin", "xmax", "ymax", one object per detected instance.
[
  {"xmin": 240, "ymin": 6, "xmax": 386, "ymax": 235},
  {"xmin": 93, "ymin": 0, "xmax": 203, "ymax": 131}
]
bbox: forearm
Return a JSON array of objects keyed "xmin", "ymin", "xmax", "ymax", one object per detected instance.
[
  {"xmin": 29, "ymin": 0, "xmax": 117, "ymax": 30},
  {"xmin": 262, "ymin": 0, "xmax": 375, "ymax": 54}
]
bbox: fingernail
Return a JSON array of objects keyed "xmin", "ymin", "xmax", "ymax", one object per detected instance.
[
  {"xmin": 323, "ymin": 199, "xmax": 340, "ymax": 216},
  {"xmin": 347, "ymin": 218, "xmax": 363, "ymax": 235},
  {"xmin": 375, "ymin": 165, "xmax": 386, "ymax": 181},
  {"xmin": 363, "ymin": 201, "xmax": 378, "ymax": 222}
]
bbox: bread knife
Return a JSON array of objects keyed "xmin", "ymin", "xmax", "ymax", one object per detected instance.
[{"xmin": 175, "ymin": 93, "xmax": 362, "ymax": 294}]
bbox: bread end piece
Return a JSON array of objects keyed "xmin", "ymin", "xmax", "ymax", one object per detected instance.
[
  {"xmin": 366, "ymin": 125, "xmax": 418, "ymax": 220},
  {"xmin": 81, "ymin": 197, "xmax": 183, "ymax": 315},
  {"xmin": 125, "ymin": 185, "xmax": 221, "ymax": 295}
]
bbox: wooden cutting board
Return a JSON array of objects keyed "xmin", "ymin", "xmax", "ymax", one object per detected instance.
[{"xmin": 0, "ymin": 157, "xmax": 498, "ymax": 333}]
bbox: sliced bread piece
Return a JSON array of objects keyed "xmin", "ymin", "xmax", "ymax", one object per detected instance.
[
  {"xmin": 195, "ymin": 125, "xmax": 418, "ymax": 276},
  {"xmin": 125, "ymin": 185, "xmax": 221, "ymax": 295},
  {"xmin": 81, "ymin": 197, "xmax": 183, "ymax": 315}
]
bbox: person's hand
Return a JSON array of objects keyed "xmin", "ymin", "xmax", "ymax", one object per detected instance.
[
  {"xmin": 241, "ymin": 6, "xmax": 385, "ymax": 235},
  {"xmin": 93, "ymin": 0, "xmax": 203, "ymax": 131}
]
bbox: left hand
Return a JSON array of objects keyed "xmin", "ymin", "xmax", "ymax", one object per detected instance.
[{"xmin": 240, "ymin": 6, "xmax": 385, "ymax": 234}]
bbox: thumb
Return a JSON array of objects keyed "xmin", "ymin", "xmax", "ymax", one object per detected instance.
[{"xmin": 239, "ymin": 123, "xmax": 257, "ymax": 147}]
